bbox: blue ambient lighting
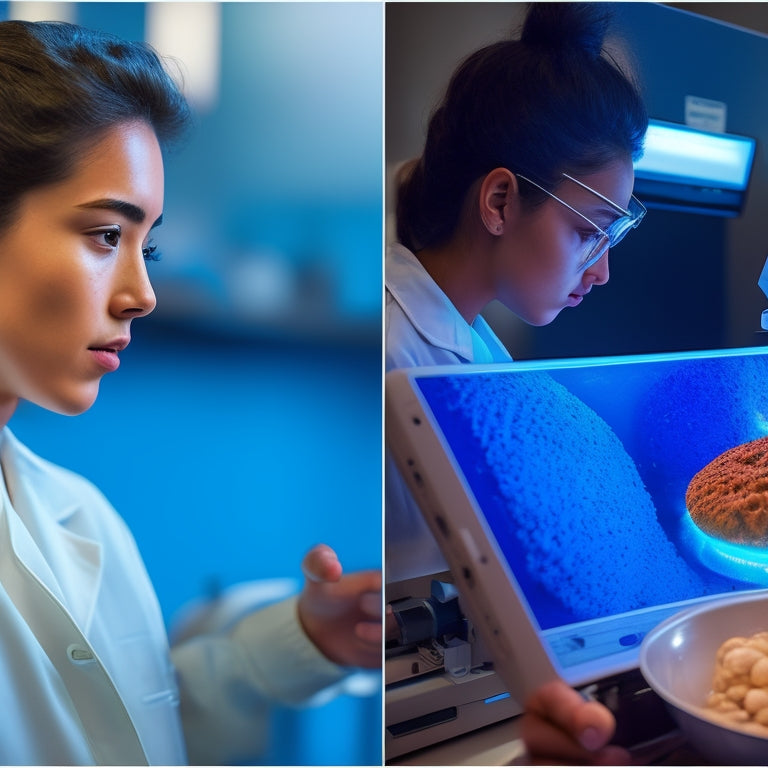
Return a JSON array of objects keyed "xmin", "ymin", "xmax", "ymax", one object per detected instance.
[{"xmin": 484, "ymin": 692, "xmax": 511, "ymax": 705}]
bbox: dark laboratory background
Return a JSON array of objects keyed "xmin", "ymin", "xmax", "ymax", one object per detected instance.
[
  {"xmin": 386, "ymin": 2, "xmax": 768, "ymax": 361},
  {"xmin": 1, "ymin": 2, "xmax": 381, "ymax": 765}
]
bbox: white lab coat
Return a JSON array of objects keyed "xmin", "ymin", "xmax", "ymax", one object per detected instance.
[
  {"xmin": 385, "ymin": 243, "xmax": 512, "ymax": 582},
  {"xmin": 385, "ymin": 243, "xmax": 512, "ymax": 370},
  {"xmin": 0, "ymin": 427, "xmax": 346, "ymax": 766}
]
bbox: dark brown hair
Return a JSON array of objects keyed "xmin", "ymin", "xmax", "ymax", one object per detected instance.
[
  {"xmin": 0, "ymin": 20, "xmax": 191, "ymax": 230},
  {"xmin": 396, "ymin": 2, "xmax": 648, "ymax": 252}
]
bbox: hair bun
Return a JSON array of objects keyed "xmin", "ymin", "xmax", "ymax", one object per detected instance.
[{"xmin": 521, "ymin": 2, "xmax": 611, "ymax": 59}]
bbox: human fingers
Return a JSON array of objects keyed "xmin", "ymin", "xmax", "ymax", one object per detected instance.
[
  {"xmin": 526, "ymin": 680, "xmax": 614, "ymax": 750},
  {"xmin": 522, "ymin": 717, "xmax": 631, "ymax": 766},
  {"xmin": 522, "ymin": 680, "xmax": 630, "ymax": 765},
  {"xmin": 359, "ymin": 588, "xmax": 382, "ymax": 619},
  {"xmin": 351, "ymin": 583, "xmax": 383, "ymax": 650},
  {"xmin": 301, "ymin": 543, "xmax": 342, "ymax": 583},
  {"xmin": 570, "ymin": 698, "xmax": 621, "ymax": 753},
  {"xmin": 354, "ymin": 619, "xmax": 383, "ymax": 645}
]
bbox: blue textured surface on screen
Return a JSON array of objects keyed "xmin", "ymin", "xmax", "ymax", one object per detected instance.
[{"xmin": 416, "ymin": 352, "xmax": 768, "ymax": 632}]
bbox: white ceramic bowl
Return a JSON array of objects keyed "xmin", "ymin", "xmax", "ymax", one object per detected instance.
[{"xmin": 639, "ymin": 591, "xmax": 768, "ymax": 765}]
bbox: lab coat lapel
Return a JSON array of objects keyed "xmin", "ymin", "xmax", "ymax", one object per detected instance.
[
  {"xmin": 0, "ymin": 430, "xmax": 103, "ymax": 632},
  {"xmin": 38, "ymin": 520, "xmax": 103, "ymax": 633},
  {"xmin": 0, "ymin": 491, "xmax": 149, "ymax": 766},
  {"xmin": 0, "ymin": 430, "xmax": 149, "ymax": 766}
]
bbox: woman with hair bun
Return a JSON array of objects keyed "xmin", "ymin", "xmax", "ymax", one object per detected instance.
[
  {"xmin": 0, "ymin": 19, "xmax": 380, "ymax": 766},
  {"xmin": 388, "ymin": 1, "xmax": 649, "ymax": 574},
  {"xmin": 387, "ymin": 1, "xmax": 647, "ymax": 371},
  {"xmin": 386, "ymin": 3, "xmax": 646, "ymax": 763}
]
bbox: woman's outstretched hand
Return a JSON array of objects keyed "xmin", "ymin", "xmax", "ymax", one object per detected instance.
[{"xmin": 297, "ymin": 544, "xmax": 382, "ymax": 669}]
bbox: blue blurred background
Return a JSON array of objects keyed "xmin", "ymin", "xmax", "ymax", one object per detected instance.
[{"xmin": 1, "ymin": 2, "xmax": 382, "ymax": 764}]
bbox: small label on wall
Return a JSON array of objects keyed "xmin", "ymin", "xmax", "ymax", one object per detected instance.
[{"xmin": 685, "ymin": 95, "xmax": 727, "ymax": 133}]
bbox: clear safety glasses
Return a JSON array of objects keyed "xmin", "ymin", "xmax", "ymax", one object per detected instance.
[{"xmin": 517, "ymin": 172, "xmax": 647, "ymax": 271}]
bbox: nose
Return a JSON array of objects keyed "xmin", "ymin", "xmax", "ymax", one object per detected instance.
[
  {"xmin": 585, "ymin": 250, "xmax": 610, "ymax": 286},
  {"xmin": 109, "ymin": 251, "xmax": 157, "ymax": 319}
]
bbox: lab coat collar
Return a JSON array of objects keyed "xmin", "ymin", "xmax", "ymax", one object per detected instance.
[
  {"xmin": 0, "ymin": 428, "xmax": 103, "ymax": 632},
  {"xmin": 386, "ymin": 243, "xmax": 477, "ymax": 360},
  {"xmin": 0, "ymin": 429, "xmax": 82, "ymax": 523},
  {"xmin": 386, "ymin": 243, "xmax": 512, "ymax": 364}
]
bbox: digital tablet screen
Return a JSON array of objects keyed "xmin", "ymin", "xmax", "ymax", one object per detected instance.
[{"xmin": 404, "ymin": 348, "xmax": 768, "ymax": 675}]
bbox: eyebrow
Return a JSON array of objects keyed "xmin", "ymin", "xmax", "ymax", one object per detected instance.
[
  {"xmin": 587, "ymin": 205, "xmax": 623, "ymax": 228},
  {"xmin": 76, "ymin": 198, "xmax": 163, "ymax": 228}
]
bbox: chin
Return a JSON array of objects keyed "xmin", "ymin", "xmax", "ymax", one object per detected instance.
[
  {"xmin": 38, "ymin": 384, "xmax": 101, "ymax": 417},
  {"xmin": 57, "ymin": 402, "xmax": 97, "ymax": 417},
  {"xmin": 525, "ymin": 310, "xmax": 562, "ymax": 327}
]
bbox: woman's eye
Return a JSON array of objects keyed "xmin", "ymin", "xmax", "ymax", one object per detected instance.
[
  {"xmin": 577, "ymin": 229, "xmax": 599, "ymax": 244},
  {"xmin": 88, "ymin": 227, "xmax": 121, "ymax": 250},
  {"xmin": 142, "ymin": 243, "xmax": 162, "ymax": 262}
]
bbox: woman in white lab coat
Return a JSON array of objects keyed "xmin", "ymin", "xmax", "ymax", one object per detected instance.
[
  {"xmin": 386, "ymin": 3, "xmax": 645, "ymax": 764},
  {"xmin": 0, "ymin": 20, "xmax": 380, "ymax": 766},
  {"xmin": 385, "ymin": 1, "xmax": 649, "ymax": 584}
]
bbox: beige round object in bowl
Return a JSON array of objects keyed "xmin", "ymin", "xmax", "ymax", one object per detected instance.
[{"xmin": 640, "ymin": 591, "xmax": 768, "ymax": 765}]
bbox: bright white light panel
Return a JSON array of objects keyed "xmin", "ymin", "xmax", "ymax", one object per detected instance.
[{"xmin": 635, "ymin": 120, "xmax": 755, "ymax": 190}]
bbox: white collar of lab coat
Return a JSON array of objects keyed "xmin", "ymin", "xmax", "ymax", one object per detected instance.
[
  {"xmin": 385, "ymin": 242, "xmax": 511, "ymax": 363},
  {"xmin": 0, "ymin": 428, "xmax": 103, "ymax": 632}
]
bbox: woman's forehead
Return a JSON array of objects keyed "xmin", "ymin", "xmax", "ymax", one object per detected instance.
[{"xmin": 57, "ymin": 122, "xmax": 165, "ymax": 218}]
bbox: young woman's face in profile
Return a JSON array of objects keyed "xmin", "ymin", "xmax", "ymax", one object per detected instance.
[
  {"xmin": 0, "ymin": 121, "xmax": 164, "ymax": 417},
  {"xmin": 494, "ymin": 157, "xmax": 635, "ymax": 327}
]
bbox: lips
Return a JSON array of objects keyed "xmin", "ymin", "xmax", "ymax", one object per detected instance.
[
  {"xmin": 567, "ymin": 285, "xmax": 593, "ymax": 307},
  {"xmin": 88, "ymin": 338, "xmax": 129, "ymax": 372},
  {"xmin": 89, "ymin": 337, "xmax": 129, "ymax": 353}
]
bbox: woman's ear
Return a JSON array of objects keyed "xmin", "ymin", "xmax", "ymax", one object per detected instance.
[{"xmin": 478, "ymin": 168, "xmax": 519, "ymax": 236}]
